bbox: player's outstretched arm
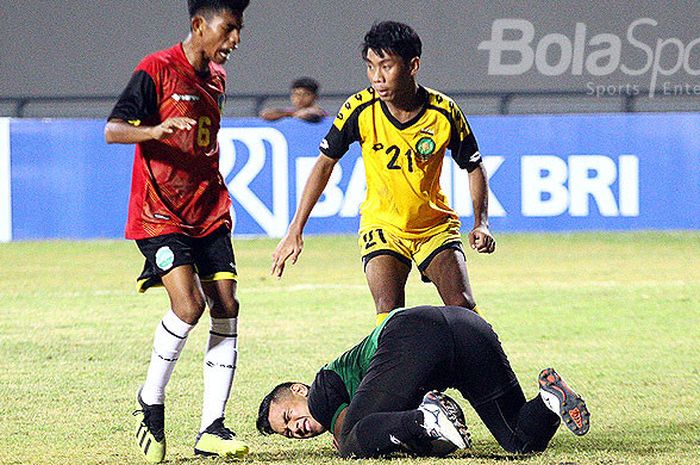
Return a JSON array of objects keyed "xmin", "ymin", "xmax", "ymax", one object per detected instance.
[
  {"xmin": 259, "ymin": 108, "xmax": 294, "ymax": 121},
  {"xmin": 104, "ymin": 117, "xmax": 196, "ymax": 144},
  {"xmin": 271, "ymin": 153, "xmax": 338, "ymax": 278},
  {"xmin": 468, "ymin": 162, "xmax": 496, "ymax": 254},
  {"xmin": 293, "ymin": 107, "xmax": 325, "ymax": 123}
]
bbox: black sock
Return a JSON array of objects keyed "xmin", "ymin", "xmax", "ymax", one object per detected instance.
[
  {"xmin": 515, "ymin": 395, "xmax": 561, "ymax": 452},
  {"xmin": 340, "ymin": 410, "xmax": 426, "ymax": 458}
]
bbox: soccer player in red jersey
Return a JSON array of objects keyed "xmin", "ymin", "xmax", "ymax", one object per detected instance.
[{"xmin": 105, "ymin": 1, "xmax": 250, "ymax": 461}]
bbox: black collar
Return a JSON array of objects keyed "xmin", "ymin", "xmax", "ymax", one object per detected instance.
[{"xmin": 379, "ymin": 86, "xmax": 429, "ymax": 130}]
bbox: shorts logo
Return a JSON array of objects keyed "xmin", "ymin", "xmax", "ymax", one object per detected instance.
[
  {"xmin": 155, "ymin": 246, "xmax": 175, "ymax": 271},
  {"xmin": 415, "ymin": 137, "xmax": 436, "ymax": 160}
]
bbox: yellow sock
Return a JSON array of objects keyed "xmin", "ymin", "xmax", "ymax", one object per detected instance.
[{"xmin": 375, "ymin": 312, "xmax": 389, "ymax": 326}]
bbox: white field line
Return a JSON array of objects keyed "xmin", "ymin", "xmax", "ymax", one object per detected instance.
[
  {"xmin": 0, "ymin": 283, "xmax": 369, "ymax": 298},
  {"xmin": 0, "ymin": 280, "xmax": 695, "ymax": 300}
]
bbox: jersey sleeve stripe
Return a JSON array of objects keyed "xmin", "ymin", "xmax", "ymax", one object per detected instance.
[{"xmin": 320, "ymin": 91, "xmax": 376, "ymax": 159}]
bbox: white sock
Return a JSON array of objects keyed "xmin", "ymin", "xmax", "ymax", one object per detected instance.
[
  {"xmin": 141, "ymin": 310, "xmax": 194, "ymax": 405},
  {"xmin": 200, "ymin": 317, "xmax": 238, "ymax": 432},
  {"xmin": 539, "ymin": 389, "xmax": 562, "ymax": 418}
]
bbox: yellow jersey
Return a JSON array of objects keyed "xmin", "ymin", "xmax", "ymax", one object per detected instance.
[{"xmin": 320, "ymin": 86, "xmax": 482, "ymax": 238}]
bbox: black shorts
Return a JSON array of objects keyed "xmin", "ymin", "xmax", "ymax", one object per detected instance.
[
  {"xmin": 371, "ymin": 306, "xmax": 518, "ymax": 406},
  {"xmin": 338, "ymin": 306, "xmax": 520, "ymax": 443},
  {"xmin": 135, "ymin": 226, "xmax": 237, "ymax": 292}
]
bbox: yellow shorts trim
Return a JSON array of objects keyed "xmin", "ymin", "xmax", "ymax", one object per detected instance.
[
  {"xmin": 136, "ymin": 271, "xmax": 238, "ymax": 293},
  {"xmin": 200, "ymin": 271, "xmax": 238, "ymax": 283},
  {"xmin": 358, "ymin": 223, "xmax": 463, "ymax": 270},
  {"xmin": 137, "ymin": 277, "xmax": 160, "ymax": 293}
]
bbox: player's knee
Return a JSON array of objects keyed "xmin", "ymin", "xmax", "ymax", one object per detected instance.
[
  {"xmin": 443, "ymin": 292, "xmax": 476, "ymax": 311},
  {"xmin": 496, "ymin": 433, "xmax": 549, "ymax": 454},
  {"xmin": 494, "ymin": 436, "xmax": 526, "ymax": 454},
  {"xmin": 173, "ymin": 294, "xmax": 207, "ymax": 325},
  {"xmin": 337, "ymin": 420, "xmax": 383, "ymax": 458},
  {"xmin": 209, "ymin": 294, "xmax": 240, "ymax": 318},
  {"xmin": 374, "ymin": 295, "xmax": 403, "ymax": 314},
  {"xmin": 337, "ymin": 437, "xmax": 366, "ymax": 459},
  {"xmin": 222, "ymin": 294, "xmax": 240, "ymax": 318},
  {"xmin": 505, "ymin": 441, "xmax": 547, "ymax": 455}
]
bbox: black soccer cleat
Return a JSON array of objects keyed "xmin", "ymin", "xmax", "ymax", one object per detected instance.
[
  {"xmin": 538, "ymin": 367, "xmax": 590, "ymax": 436},
  {"xmin": 133, "ymin": 387, "xmax": 166, "ymax": 463}
]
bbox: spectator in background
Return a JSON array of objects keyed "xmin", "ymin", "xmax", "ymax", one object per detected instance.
[{"xmin": 260, "ymin": 77, "xmax": 328, "ymax": 122}]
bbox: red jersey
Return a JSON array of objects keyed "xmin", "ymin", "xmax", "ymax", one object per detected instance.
[{"xmin": 109, "ymin": 43, "xmax": 232, "ymax": 240}]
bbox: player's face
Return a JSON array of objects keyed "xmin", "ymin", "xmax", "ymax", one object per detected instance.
[
  {"xmin": 365, "ymin": 48, "xmax": 418, "ymax": 102},
  {"xmin": 290, "ymin": 87, "xmax": 316, "ymax": 110},
  {"xmin": 196, "ymin": 10, "xmax": 243, "ymax": 65},
  {"xmin": 267, "ymin": 387, "xmax": 325, "ymax": 439}
]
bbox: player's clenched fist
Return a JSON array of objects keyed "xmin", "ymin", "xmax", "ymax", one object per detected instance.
[{"xmin": 469, "ymin": 225, "xmax": 496, "ymax": 254}]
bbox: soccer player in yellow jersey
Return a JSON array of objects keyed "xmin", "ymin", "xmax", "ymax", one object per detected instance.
[{"xmin": 272, "ymin": 21, "xmax": 495, "ymax": 322}]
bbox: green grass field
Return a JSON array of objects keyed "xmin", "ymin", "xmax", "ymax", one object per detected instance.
[{"xmin": 1, "ymin": 232, "xmax": 698, "ymax": 465}]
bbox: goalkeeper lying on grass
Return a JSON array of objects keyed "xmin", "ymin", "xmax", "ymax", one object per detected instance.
[{"xmin": 257, "ymin": 305, "xmax": 590, "ymax": 458}]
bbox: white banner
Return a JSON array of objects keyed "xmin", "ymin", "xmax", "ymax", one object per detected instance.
[{"xmin": 0, "ymin": 118, "xmax": 11, "ymax": 242}]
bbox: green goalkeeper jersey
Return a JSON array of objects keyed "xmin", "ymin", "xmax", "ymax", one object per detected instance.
[
  {"xmin": 307, "ymin": 309, "xmax": 401, "ymax": 432},
  {"xmin": 325, "ymin": 310, "xmax": 396, "ymax": 398}
]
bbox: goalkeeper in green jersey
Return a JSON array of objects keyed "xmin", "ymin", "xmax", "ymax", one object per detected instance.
[{"xmin": 257, "ymin": 306, "xmax": 590, "ymax": 458}]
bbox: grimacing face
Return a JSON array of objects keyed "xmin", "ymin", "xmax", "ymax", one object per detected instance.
[
  {"xmin": 267, "ymin": 384, "xmax": 326, "ymax": 439},
  {"xmin": 194, "ymin": 9, "xmax": 243, "ymax": 65},
  {"xmin": 365, "ymin": 48, "xmax": 419, "ymax": 103}
]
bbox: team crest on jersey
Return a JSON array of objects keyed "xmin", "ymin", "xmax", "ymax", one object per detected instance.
[{"xmin": 415, "ymin": 137, "xmax": 436, "ymax": 160}]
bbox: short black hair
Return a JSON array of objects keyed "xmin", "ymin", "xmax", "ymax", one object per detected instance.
[
  {"xmin": 362, "ymin": 21, "xmax": 422, "ymax": 64},
  {"xmin": 291, "ymin": 77, "xmax": 320, "ymax": 95},
  {"xmin": 257, "ymin": 382, "xmax": 307, "ymax": 435},
  {"xmin": 188, "ymin": 0, "xmax": 250, "ymax": 18}
]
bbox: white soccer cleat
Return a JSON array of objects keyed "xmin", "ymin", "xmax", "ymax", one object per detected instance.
[{"xmin": 418, "ymin": 390, "xmax": 471, "ymax": 452}]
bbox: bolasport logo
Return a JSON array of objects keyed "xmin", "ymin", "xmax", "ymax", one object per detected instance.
[{"xmin": 478, "ymin": 18, "xmax": 700, "ymax": 97}]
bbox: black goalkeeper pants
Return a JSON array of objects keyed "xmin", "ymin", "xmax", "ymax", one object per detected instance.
[{"xmin": 336, "ymin": 306, "xmax": 561, "ymax": 458}]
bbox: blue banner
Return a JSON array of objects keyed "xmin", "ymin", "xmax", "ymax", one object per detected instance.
[{"xmin": 3, "ymin": 113, "xmax": 699, "ymax": 241}]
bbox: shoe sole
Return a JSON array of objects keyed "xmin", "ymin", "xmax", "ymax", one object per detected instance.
[
  {"xmin": 438, "ymin": 393, "xmax": 472, "ymax": 448},
  {"xmin": 427, "ymin": 391, "xmax": 471, "ymax": 449},
  {"xmin": 194, "ymin": 446, "xmax": 249, "ymax": 458},
  {"xmin": 538, "ymin": 368, "xmax": 590, "ymax": 436}
]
